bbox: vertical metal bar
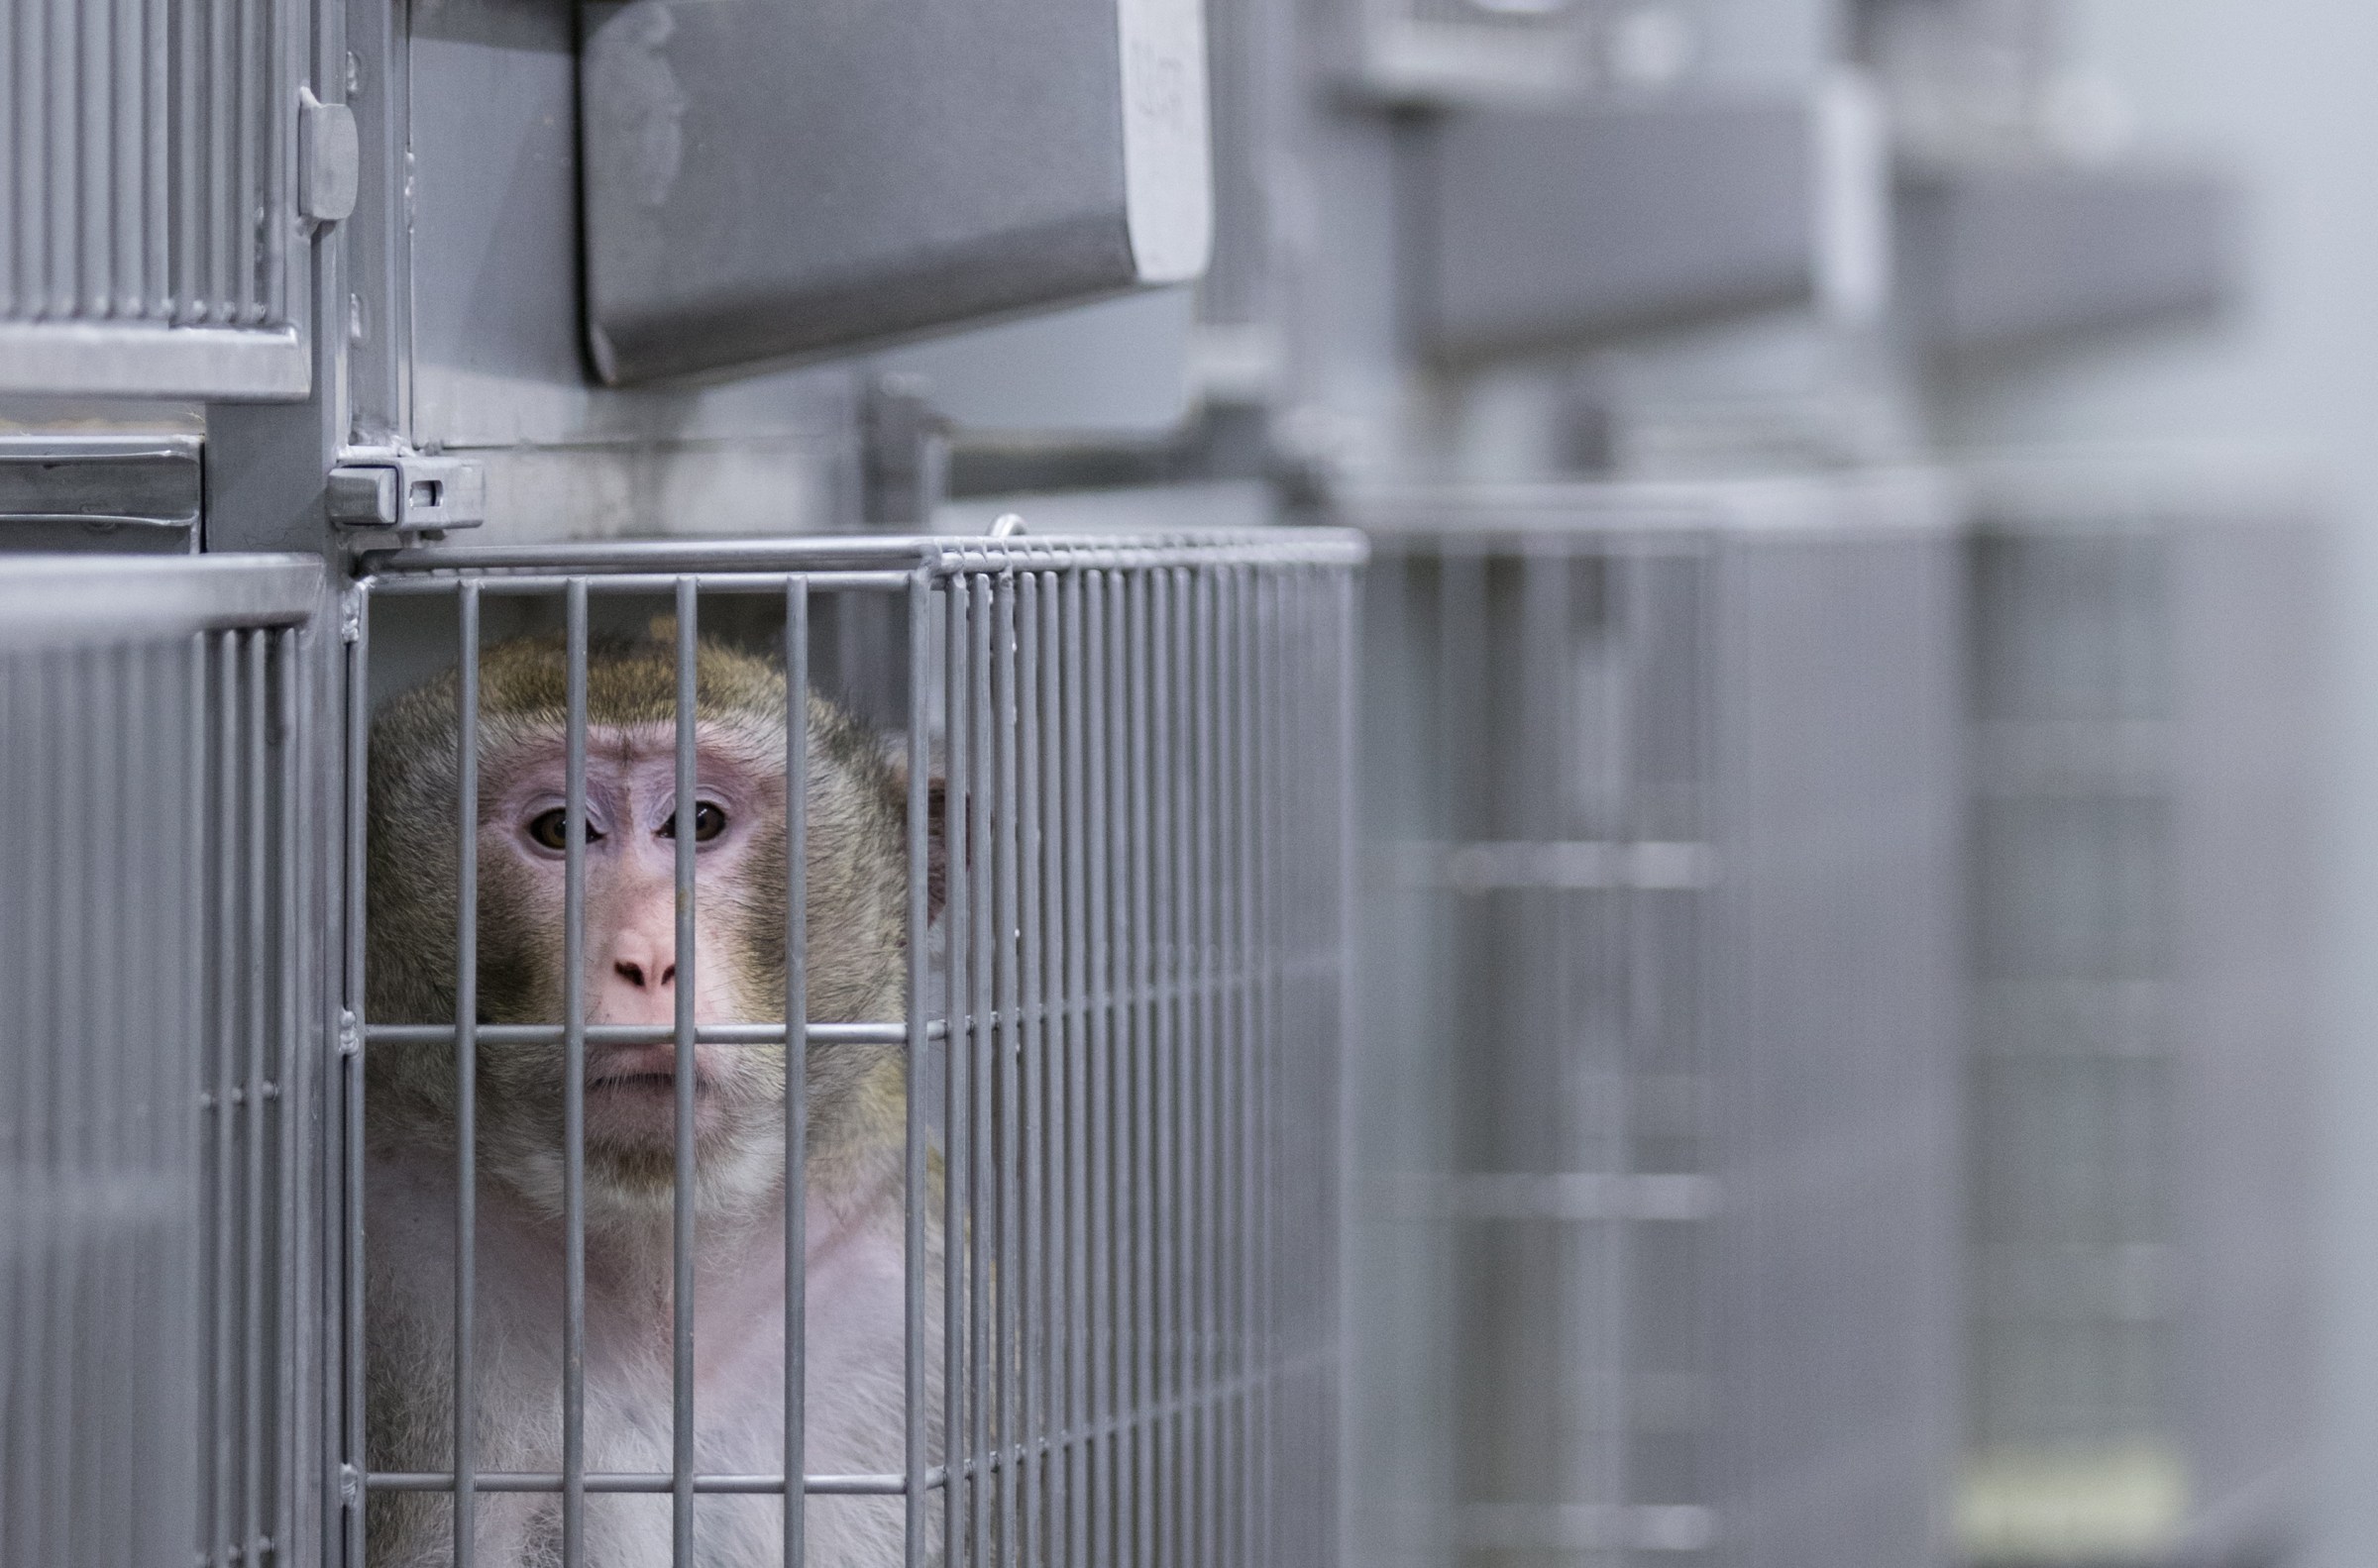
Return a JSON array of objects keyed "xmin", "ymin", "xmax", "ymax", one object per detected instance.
[
  {"xmin": 143, "ymin": 0, "xmax": 166, "ymax": 313},
  {"xmin": 78, "ymin": 0, "xmax": 108, "ymax": 317},
  {"xmin": 785, "ymin": 577, "xmax": 810, "ymax": 1568},
  {"xmin": 274, "ymin": 625, "xmax": 305, "ymax": 1568},
  {"xmin": 1229, "ymin": 567, "xmax": 1257, "ymax": 1568},
  {"xmin": 44, "ymin": 0, "xmax": 72, "ymax": 316},
  {"xmin": 1085, "ymin": 571, "xmax": 1117, "ymax": 1568},
  {"xmin": 454, "ymin": 584, "xmax": 483, "ymax": 1568},
  {"xmin": 1193, "ymin": 567, "xmax": 1219, "ymax": 1568},
  {"xmin": 563, "ymin": 579, "xmax": 590, "ymax": 1568},
  {"xmin": 1254, "ymin": 573, "xmax": 1281, "ymax": 1568},
  {"xmin": 993, "ymin": 572, "xmax": 1022, "ymax": 1568},
  {"xmin": 942, "ymin": 575, "xmax": 972, "ymax": 1568},
  {"xmin": 243, "ymin": 629, "xmax": 269, "ymax": 1568},
  {"xmin": 904, "ymin": 569, "xmax": 932, "ymax": 1568},
  {"xmin": 1060, "ymin": 570, "xmax": 1091, "ymax": 1568},
  {"xmin": 967, "ymin": 575, "xmax": 995, "ymax": 1568},
  {"xmin": 673, "ymin": 580, "xmax": 699, "ymax": 1568},
  {"xmin": 211, "ymin": 632, "xmax": 239, "ymax": 1568},
  {"xmin": 1131, "ymin": 569, "xmax": 1156, "ymax": 1568},
  {"xmin": 343, "ymin": 591, "xmax": 371, "ymax": 1568},
  {"xmin": 1153, "ymin": 568, "xmax": 1180, "ymax": 1568},
  {"xmin": 1015, "ymin": 571, "xmax": 1045, "ymax": 1568}
]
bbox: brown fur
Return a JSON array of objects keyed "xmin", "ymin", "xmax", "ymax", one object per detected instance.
[{"xmin": 362, "ymin": 630, "xmax": 933, "ymax": 1568}]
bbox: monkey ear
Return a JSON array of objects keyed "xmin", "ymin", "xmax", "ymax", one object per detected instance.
[{"xmin": 881, "ymin": 739, "xmax": 950, "ymax": 924}]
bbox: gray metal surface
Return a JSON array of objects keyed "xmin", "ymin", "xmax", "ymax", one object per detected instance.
[
  {"xmin": 0, "ymin": 554, "xmax": 328, "ymax": 1568},
  {"xmin": 577, "ymin": 0, "xmax": 1211, "ymax": 385},
  {"xmin": 0, "ymin": 432, "xmax": 203, "ymax": 551},
  {"xmin": 1897, "ymin": 164, "xmax": 2239, "ymax": 356},
  {"xmin": 1342, "ymin": 474, "xmax": 1963, "ymax": 1568},
  {"xmin": 1958, "ymin": 459, "xmax": 2319, "ymax": 1567},
  {"xmin": 0, "ymin": 0, "xmax": 311, "ymax": 397},
  {"xmin": 1405, "ymin": 97, "xmax": 1820, "ymax": 363},
  {"xmin": 345, "ymin": 530, "xmax": 1357, "ymax": 1566}
]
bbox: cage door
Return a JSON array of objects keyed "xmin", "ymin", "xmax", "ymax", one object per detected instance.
[{"xmin": 0, "ymin": 0, "xmax": 327, "ymax": 397}]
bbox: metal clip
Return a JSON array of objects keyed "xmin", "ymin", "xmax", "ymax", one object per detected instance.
[
  {"xmin": 338, "ymin": 1009, "xmax": 362, "ymax": 1059},
  {"xmin": 339, "ymin": 1463, "xmax": 363, "ymax": 1510},
  {"xmin": 329, "ymin": 451, "xmax": 486, "ymax": 533},
  {"xmin": 339, "ymin": 589, "xmax": 364, "ymax": 645}
]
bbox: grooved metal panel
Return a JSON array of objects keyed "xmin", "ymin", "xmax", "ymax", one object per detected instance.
[
  {"xmin": 0, "ymin": 554, "xmax": 327, "ymax": 1568},
  {"xmin": 1342, "ymin": 475, "xmax": 1962, "ymax": 1568},
  {"xmin": 0, "ymin": 0, "xmax": 310, "ymax": 397}
]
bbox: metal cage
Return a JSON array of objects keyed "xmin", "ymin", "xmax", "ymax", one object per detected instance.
[
  {"xmin": 1957, "ymin": 459, "xmax": 2319, "ymax": 1567},
  {"xmin": 333, "ymin": 530, "xmax": 1358, "ymax": 1568},
  {"xmin": 1339, "ymin": 475, "xmax": 1964, "ymax": 1568},
  {"xmin": 2, "ymin": 553, "xmax": 332, "ymax": 1568}
]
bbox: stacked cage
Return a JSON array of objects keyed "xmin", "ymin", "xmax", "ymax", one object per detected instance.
[
  {"xmin": 1342, "ymin": 475, "xmax": 1964, "ymax": 1568},
  {"xmin": 0, "ymin": 555, "xmax": 331, "ymax": 1568},
  {"xmin": 335, "ymin": 532, "xmax": 1356, "ymax": 1568},
  {"xmin": 1957, "ymin": 460, "xmax": 2319, "ymax": 1567}
]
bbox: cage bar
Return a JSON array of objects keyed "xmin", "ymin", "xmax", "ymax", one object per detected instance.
[
  {"xmin": 341, "ymin": 531, "xmax": 1357, "ymax": 1568},
  {"xmin": 1341, "ymin": 477, "xmax": 1962, "ymax": 1568}
]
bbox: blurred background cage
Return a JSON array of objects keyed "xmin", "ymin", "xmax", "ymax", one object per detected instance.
[
  {"xmin": 1956, "ymin": 456, "xmax": 2321, "ymax": 1568},
  {"xmin": 1339, "ymin": 473, "xmax": 1965, "ymax": 1568},
  {"xmin": 0, "ymin": 554, "xmax": 332, "ymax": 1568},
  {"xmin": 337, "ymin": 531, "xmax": 1356, "ymax": 1568}
]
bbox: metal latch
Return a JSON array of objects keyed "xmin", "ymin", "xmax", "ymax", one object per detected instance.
[
  {"xmin": 328, "ymin": 452, "xmax": 486, "ymax": 533},
  {"xmin": 297, "ymin": 88, "xmax": 360, "ymax": 224}
]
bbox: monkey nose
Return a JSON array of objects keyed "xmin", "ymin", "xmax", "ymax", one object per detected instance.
[{"xmin": 613, "ymin": 957, "xmax": 678, "ymax": 992}]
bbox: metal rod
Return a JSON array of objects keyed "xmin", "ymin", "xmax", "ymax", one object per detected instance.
[
  {"xmin": 366, "ymin": 572, "xmax": 918, "ymax": 598},
  {"xmin": 1016, "ymin": 571, "xmax": 1045, "ymax": 1568},
  {"xmin": 967, "ymin": 574, "xmax": 994, "ymax": 1568},
  {"xmin": 563, "ymin": 578, "xmax": 590, "ymax": 1568},
  {"xmin": 368, "ymin": 1472, "xmax": 937, "ymax": 1496},
  {"xmin": 787, "ymin": 575, "xmax": 811, "ymax": 1568},
  {"xmin": 455, "ymin": 583, "xmax": 483, "ymax": 1568},
  {"xmin": 243, "ymin": 627, "xmax": 269, "ymax": 1568},
  {"xmin": 904, "ymin": 568, "xmax": 932, "ymax": 1568},
  {"xmin": 363, "ymin": 1022, "xmax": 923, "ymax": 1047},
  {"xmin": 343, "ymin": 588, "xmax": 371, "ymax": 1568},
  {"xmin": 673, "ymin": 578, "xmax": 700, "ymax": 1567},
  {"xmin": 942, "ymin": 574, "xmax": 972, "ymax": 1568},
  {"xmin": 994, "ymin": 572, "xmax": 1021, "ymax": 1568}
]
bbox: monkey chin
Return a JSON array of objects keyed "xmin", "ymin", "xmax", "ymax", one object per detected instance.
[{"xmin": 575, "ymin": 1080, "xmax": 791, "ymax": 1224}]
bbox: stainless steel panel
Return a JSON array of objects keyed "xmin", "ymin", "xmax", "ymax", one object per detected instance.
[
  {"xmin": 1897, "ymin": 164, "xmax": 2239, "ymax": 356},
  {"xmin": 1405, "ymin": 97, "xmax": 1819, "ymax": 364},
  {"xmin": 0, "ymin": 0, "xmax": 310, "ymax": 397},
  {"xmin": 0, "ymin": 554, "xmax": 326, "ymax": 1568},
  {"xmin": 1343, "ymin": 474, "xmax": 1963, "ymax": 1568},
  {"xmin": 577, "ymin": 0, "xmax": 1212, "ymax": 385}
]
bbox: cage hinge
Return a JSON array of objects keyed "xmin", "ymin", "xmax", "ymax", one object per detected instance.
[
  {"xmin": 339, "ymin": 1463, "xmax": 363, "ymax": 1510},
  {"xmin": 338, "ymin": 1009, "xmax": 362, "ymax": 1058},
  {"xmin": 329, "ymin": 449, "xmax": 486, "ymax": 535}
]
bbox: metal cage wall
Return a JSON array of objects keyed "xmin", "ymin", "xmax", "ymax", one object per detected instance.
[
  {"xmin": 1339, "ymin": 476, "xmax": 1964, "ymax": 1568},
  {"xmin": 1957, "ymin": 460, "xmax": 2319, "ymax": 1567},
  {"xmin": 1, "ymin": 554, "xmax": 331, "ymax": 1568},
  {"xmin": 336, "ymin": 531, "xmax": 1358, "ymax": 1568}
]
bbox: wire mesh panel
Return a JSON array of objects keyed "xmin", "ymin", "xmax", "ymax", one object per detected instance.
[
  {"xmin": 1341, "ymin": 476, "xmax": 1962, "ymax": 1568},
  {"xmin": 0, "ymin": 0, "xmax": 314, "ymax": 396},
  {"xmin": 0, "ymin": 554, "xmax": 327, "ymax": 1568},
  {"xmin": 340, "ymin": 530, "xmax": 1358, "ymax": 1568},
  {"xmin": 1959, "ymin": 460, "xmax": 2320, "ymax": 1567}
]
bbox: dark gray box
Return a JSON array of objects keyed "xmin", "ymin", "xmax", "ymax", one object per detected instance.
[{"xmin": 580, "ymin": 0, "xmax": 1213, "ymax": 384}]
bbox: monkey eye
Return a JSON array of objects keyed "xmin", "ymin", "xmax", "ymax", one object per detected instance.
[
  {"xmin": 659, "ymin": 801, "xmax": 728, "ymax": 843},
  {"xmin": 525, "ymin": 808, "xmax": 602, "ymax": 852}
]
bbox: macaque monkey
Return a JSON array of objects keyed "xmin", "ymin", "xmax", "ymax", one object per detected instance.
[{"xmin": 364, "ymin": 628, "xmax": 934, "ymax": 1568}]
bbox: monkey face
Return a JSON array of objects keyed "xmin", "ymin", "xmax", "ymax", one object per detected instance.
[
  {"xmin": 367, "ymin": 634, "xmax": 916, "ymax": 1225},
  {"xmin": 480, "ymin": 725, "xmax": 788, "ymax": 1171}
]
